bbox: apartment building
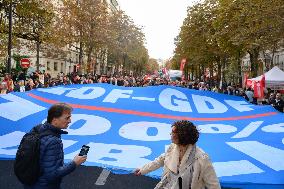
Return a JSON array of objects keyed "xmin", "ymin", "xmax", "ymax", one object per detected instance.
[
  {"xmin": 9, "ymin": 0, "xmax": 119, "ymax": 78},
  {"xmin": 241, "ymin": 48, "xmax": 284, "ymax": 79}
]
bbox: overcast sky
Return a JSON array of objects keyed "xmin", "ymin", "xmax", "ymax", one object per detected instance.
[{"xmin": 118, "ymin": 0, "xmax": 196, "ymax": 60}]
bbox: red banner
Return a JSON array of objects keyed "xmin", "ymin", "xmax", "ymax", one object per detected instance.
[
  {"xmin": 253, "ymin": 75, "xmax": 265, "ymax": 98},
  {"xmin": 180, "ymin": 58, "xmax": 186, "ymax": 71}
]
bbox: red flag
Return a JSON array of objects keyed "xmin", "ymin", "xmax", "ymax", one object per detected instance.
[
  {"xmin": 180, "ymin": 58, "xmax": 186, "ymax": 71},
  {"xmin": 261, "ymin": 74, "xmax": 265, "ymax": 88},
  {"xmin": 253, "ymin": 75, "xmax": 265, "ymax": 98}
]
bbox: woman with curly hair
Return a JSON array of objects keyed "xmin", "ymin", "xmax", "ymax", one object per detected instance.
[{"xmin": 134, "ymin": 120, "xmax": 220, "ymax": 189}]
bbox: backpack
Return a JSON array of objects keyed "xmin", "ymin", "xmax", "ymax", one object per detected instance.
[{"xmin": 14, "ymin": 124, "xmax": 58, "ymax": 185}]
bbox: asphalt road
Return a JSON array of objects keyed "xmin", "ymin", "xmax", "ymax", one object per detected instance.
[
  {"xmin": 0, "ymin": 160, "xmax": 239, "ymax": 189},
  {"xmin": 0, "ymin": 160, "xmax": 158, "ymax": 189}
]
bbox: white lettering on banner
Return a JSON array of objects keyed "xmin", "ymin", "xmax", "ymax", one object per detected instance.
[
  {"xmin": 65, "ymin": 143, "xmax": 152, "ymax": 168},
  {"xmin": 64, "ymin": 114, "xmax": 111, "ymax": 136},
  {"xmin": 119, "ymin": 122, "xmax": 171, "ymax": 141},
  {"xmin": 159, "ymin": 88, "xmax": 192, "ymax": 112},
  {"xmin": 132, "ymin": 97, "xmax": 155, "ymax": 102},
  {"xmin": 213, "ymin": 160, "xmax": 264, "ymax": 177},
  {"xmin": 65, "ymin": 87, "xmax": 105, "ymax": 99},
  {"xmin": 103, "ymin": 89, "xmax": 133, "ymax": 103},
  {"xmin": 0, "ymin": 131, "xmax": 25, "ymax": 155},
  {"xmin": 0, "ymin": 132, "xmax": 77, "ymax": 156},
  {"xmin": 232, "ymin": 121, "xmax": 263, "ymax": 138},
  {"xmin": 192, "ymin": 94, "xmax": 228, "ymax": 113},
  {"xmin": 198, "ymin": 124, "xmax": 237, "ymax": 134},
  {"xmin": 62, "ymin": 140, "xmax": 77, "ymax": 149},
  {"xmin": 224, "ymin": 100, "xmax": 254, "ymax": 112},
  {"xmin": 37, "ymin": 87, "xmax": 76, "ymax": 95},
  {"xmin": 0, "ymin": 94, "xmax": 46, "ymax": 121},
  {"xmin": 262, "ymin": 123, "xmax": 284, "ymax": 133},
  {"xmin": 227, "ymin": 141, "xmax": 284, "ymax": 171},
  {"xmin": 282, "ymin": 138, "xmax": 284, "ymax": 144}
]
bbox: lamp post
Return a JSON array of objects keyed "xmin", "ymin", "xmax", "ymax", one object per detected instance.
[{"xmin": 7, "ymin": 0, "xmax": 12, "ymax": 74}]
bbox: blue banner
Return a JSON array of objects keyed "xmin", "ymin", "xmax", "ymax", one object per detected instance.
[{"xmin": 0, "ymin": 84, "xmax": 283, "ymax": 188}]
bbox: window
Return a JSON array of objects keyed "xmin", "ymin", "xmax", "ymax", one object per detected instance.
[
  {"xmin": 47, "ymin": 62, "xmax": 50, "ymax": 71},
  {"xmin": 54, "ymin": 62, "xmax": 58, "ymax": 71},
  {"xmin": 274, "ymin": 55, "xmax": 280, "ymax": 65},
  {"xmin": 280, "ymin": 61, "xmax": 284, "ymax": 70},
  {"xmin": 61, "ymin": 63, "xmax": 64, "ymax": 72},
  {"xmin": 276, "ymin": 55, "xmax": 280, "ymax": 64}
]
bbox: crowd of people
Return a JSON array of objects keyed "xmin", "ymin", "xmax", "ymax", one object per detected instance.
[{"xmin": 0, "ymin": 71, "xmax": 283, "ymax": 112}]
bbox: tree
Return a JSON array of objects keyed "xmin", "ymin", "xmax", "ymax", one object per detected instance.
[
  {"xmin": 174, "ymin": 0, "xmax": 284, "ymax": 83},
  {"xmin": 145, "ymin": 58, "xmax": 159, "ymax": 74},
  {"xmin": 174, "ymin": 0, "xmax": 223, "ymax": 82},
  {"xmin": 0, "ymin": 0, "xmax": 56, "ymax": 71},
  {"xmin": 108, "ymin": 10, "xmax": 148, "ymax": 76},
  {"xmin": 215, "ymin": 0, "xmax": 284, "ymax": 77},
  {"xmin": 58, "ymin": 0, "xmax": 112, "ymax": 74}
]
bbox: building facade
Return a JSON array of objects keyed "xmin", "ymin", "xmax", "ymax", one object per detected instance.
[
  {"xmin": 241, "ymin": 48, "xmax": 284, "ymax": 79},
  {"xmin": 9, "ymin": 0, "xmax": 119, "ymax": 78}
]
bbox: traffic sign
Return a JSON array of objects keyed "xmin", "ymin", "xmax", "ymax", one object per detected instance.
[{"xmin": 20, "ymin": 58, "xmax": 31, "ymax": 69}]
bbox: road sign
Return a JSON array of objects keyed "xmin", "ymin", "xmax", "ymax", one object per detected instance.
[{"xmin": 20, "ymin": 58, "xmax": 31, "ymax": 69}]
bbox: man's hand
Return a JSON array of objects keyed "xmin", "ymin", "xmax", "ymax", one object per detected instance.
[
  {"xmin": 134, "ymin": 168, "xmax": 142, "ymax": 176},
  {"xmin": 73, "ymin": 155, "xmax": 87, "ymax": 166}
]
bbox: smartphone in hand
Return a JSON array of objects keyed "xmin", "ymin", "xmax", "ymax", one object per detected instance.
[{"xmin": 79, "ymin": 145, "xmax": 90, "ymax": 156}]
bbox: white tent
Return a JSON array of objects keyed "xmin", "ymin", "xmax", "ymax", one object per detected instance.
[{"xmin": 249, "ymin": 66, "xmax": 284, "ymax": 90}]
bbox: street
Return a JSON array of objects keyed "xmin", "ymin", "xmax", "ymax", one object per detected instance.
[
  {"xmin": 0, "ymin": 160, "xmax": 239, "ymax": 189},
  {"xmin": 0, "ymin": 160, "xmax": 158, "ymax": 189}
]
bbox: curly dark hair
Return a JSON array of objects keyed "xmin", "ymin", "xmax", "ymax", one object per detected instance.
[{"xmin": 172, "ymin": 120, "xmax": 199, "ymax": 145}]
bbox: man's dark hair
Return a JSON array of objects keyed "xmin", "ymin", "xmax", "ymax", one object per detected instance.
[
  {"xmin": 172, "ymin": 120, "xmax": 199, "ymax": 145},
  {"xmin": 47, "ymin": 103, "xmax": 73, "ymax": 123}
]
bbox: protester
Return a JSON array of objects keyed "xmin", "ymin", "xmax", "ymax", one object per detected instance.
[
  {"xmin": 23, "ymin": 103, "xmax": 87, "ymax": 189},
  {"xmin": 272, "ymin": 93, "xmax": 284, "ymax": 112},
  {"xmin": 134, "ymin": 120, "xmax": 221, "ymax": 189},
  {"xmin": 245, "ymin": 87, "xmax": 254, "ymax": 103},
  {"xmin": 0, "ymin": 75, "xmax": 8, "ymax": 94},
  {"xmin": 267, "ymin": 93, "xmax": 276, "ymax": 105}
]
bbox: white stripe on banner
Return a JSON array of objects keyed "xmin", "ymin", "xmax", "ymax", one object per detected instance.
[
  {"xmin": 232, "ymin": 121, "xmax": 263, "ymax": 138},
  {"xmin": 213, "ymin": 160, "xmax": 264, "ymax": 177},
  {"xmin": 227, "ymin": 141, "xmax": 284, "ymax": 171}
]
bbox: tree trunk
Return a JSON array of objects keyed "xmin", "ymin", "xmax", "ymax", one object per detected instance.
[
  {"xmin": 209, "ymin": 63, "xmax": 213, "ymax": 85},
  {"xmin": 221, "ymin": 57, "xmax": 226, "ymax": 87},
  {"xmin": 237, "ymin": 50, "xmax": 242, "ymax": 87},
  {"xmin": 78, "ymin": 41, "xmax": 83, "ymax": 74},
  {"xmin": 192, "ymin": 65, "xmax": 194, "ymax": 80},
  {"xmin": 198, "ymin": 64, "xmax": 202, "ymax": 81},
  {"xmin": 36, "ymin": 41, "xmax": 40, "ymax": 72},
  {"xmin": 87, "ymin": 46, "xmax": 93, "ymax": 74},
  {"xmin": 270, "ymin": 44, "xmax": 277, "ymax": 69},
  {"xmin": 248, "ymin": 47, "xmax": 260, "ymax": 77},
  {"xmin": 217, "ymin": 62, "xmax": 221, "ymax": 85}
]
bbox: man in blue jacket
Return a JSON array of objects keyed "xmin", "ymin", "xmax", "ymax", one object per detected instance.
[{"xmin": 24, "ymin": 103, "xmax": 87, "ymax": 189}]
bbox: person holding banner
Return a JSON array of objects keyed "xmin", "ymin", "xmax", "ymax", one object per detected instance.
[{"xmin": 134, "ymin": 120, "xmax": 220, "ymax": 189}]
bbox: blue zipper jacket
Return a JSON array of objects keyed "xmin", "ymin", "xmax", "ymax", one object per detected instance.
[{"xmin": 24, "ymin": 123, "xmax": 76, "ymax": 189}]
